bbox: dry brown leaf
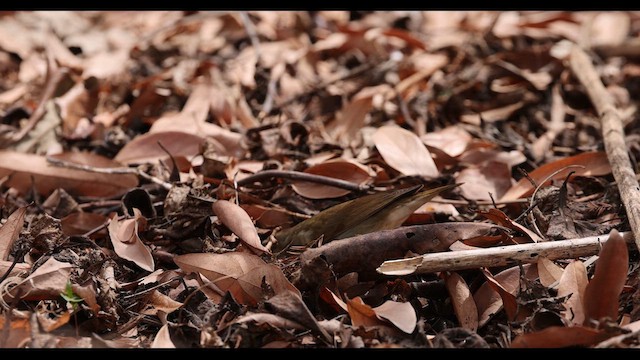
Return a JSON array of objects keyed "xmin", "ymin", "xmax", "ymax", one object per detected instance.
[
  {"xmin": 474, "ymin": 264, "xmax": 539, "ymax": 327},
  {"xmin": 590, "ymin": 12, "xmax": 629, "ymax": 47},
  {"xmin": 114, "ymin": 131, "xmax": 204, "ymax": 165},
  {"xmin": 151, "ymin": 324, "xmax": 175, "ymax": 349},
  {"xmin": 6, "ymin": 257, "xmax": 72, "ymax": 302},
  {"xmin": 479, "ymin": 208, "xmax": 542, "ymax": 243},
  {"xmin": 71, "ymin": 282, "xmax": 100, "ymax": 315},
  {"xmin": 291, "ymin": 159, "xmax": 372, "ymax": 199},
  {"xmin": 0, "ymin": 316, "xmax": 31, "ymax": 348},
  {"xmin": 511, "ymin": 325, "xmax": 607, "ymax": 348},
  {"xmin": 212, "ymin": 200, "xmax": 270, "ymax": 255},
  {"xmin": 456, "ymin": 161, "xmax": 512, "ymax": 201},
  {"xmin": 235, "ymin": 313, "xmax": 306, "ymax": 331},
  {"xmin": 557, "ymin": 260, "xmax": 588, "ymax": 325},
  {"xmin": 241, "ymin": 204, "xmax": 293, "ymax": 229},
  {"xmin": 265, "ymin": 290, "xmax": 332, "ymax": 342},
  {"xmin": 36, "ymin": 305, "xmax": 71, "ymax": 333},
  {"xmin": 83, "ymin": 49, "xmax": 129, "ymax": 80},
  {"xmin": 173, "ymin": 252, "xmax": 299, "ymax": 306},
  {"xmin": 107, "ymin": 210, "xmax": 154, "ymax": 272},
  {"xmin": 421, "ymin": 125, "xmax": 472, "ymax": 157},
  {"xmin": 372, "ymin": 125, "xmax": 439, "ymax": 178},
  {"xmin": 480, "ymin": 268, "xmax": 520, "ymax": 322},
  {"xmin": 142, "ymin": 290, "xmax": 182, "ymax": 316},
  {"xmin": 500, "ymin": 152, "xmax": 612, "ymax": 202},
  {"xmin": 537, "ymin": 257, "xmax": 564, "ymax": 288},
  {"xmin": 54, "ymin": 80, "xmax": 96, "ymax": 139},
  {"xmin": 0, "ymin": 84, "xmax": 27, "ymax": 105},
  {"xmin": 0, "ymin": 151, "xmax": 138, "ymax": 198},
  {"xmin": 329, "ymin": 88, "xmax": 376, "ymax": 144},
  {"xmin": 583, "ymin": 229, "xmax": 629, "ymax": 325},
  {"xmin": 444, "ymin": 272, "xmax": 478, "ymax": 331},
  {"xmin": 460, "ymin": 101, "xmax": 526, "ymax": 125},
  {"xmin": 346, "ymin": 297, "xmax": 386, "ymax": 329},
  {"xmin": 61, "ymin": 212, "xmax": 108, "ymax": 237},
  {"xmin": 0, "ymin": 206, "xmax": 27, "ymax": 260}
]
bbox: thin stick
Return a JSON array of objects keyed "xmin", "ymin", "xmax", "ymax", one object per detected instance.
[
  {"xmin": 236, "ymin": 169, "xmax": 371, "ymax": 192},
  {"xmin": 570, "ymin": 46, "xmax": 640, "ymax": 252},
  {"xmin": 377, "ymin": 231, "xmax": 632, "ymax": 275},
  {"xmin": 11, "ymin": 68, "xmax": 68, "ymax": 143}
]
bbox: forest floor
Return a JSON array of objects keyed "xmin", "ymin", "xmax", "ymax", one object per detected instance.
[{"xmin": 0, "ymin": 11, "xmax": 639, "ymax": 348}]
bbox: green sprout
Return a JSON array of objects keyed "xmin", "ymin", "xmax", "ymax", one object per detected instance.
[{"xmin": 60, "ymin": 280, "xmax": 84, "ymax": 311}]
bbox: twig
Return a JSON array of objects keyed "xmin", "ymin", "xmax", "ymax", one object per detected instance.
[
  {"xmin": 570, "ymin": 46, "xmax": 640, "ymax": 252},
  {"xmin": 11, "ymin": 68, "xmax": 68, "ymax": 143},
  {"xmin": 239, "ymin": 11, "xmax": 262, "ymax": 62},
  {"xmin": 236, "ymin": 169, "xmax": 371, "ymax": 192},
  {"xmin": 377, "ymin": 231, "xmax": 633, "ymax": 275},
  {"xmin": 530, "ymin": 84, "xmax": 566, "ymax": 162},
  {"xmin": 46, "ymin": 157, "xmax": 173, "ymax": 191}
]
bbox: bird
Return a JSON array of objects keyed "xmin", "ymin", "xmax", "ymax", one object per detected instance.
[{"xmin": 271, "ymin": 183, "xmax": 460, "ymax": 254}]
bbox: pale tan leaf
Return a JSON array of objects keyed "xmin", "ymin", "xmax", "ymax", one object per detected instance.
[
  {"xmin": 590, "ymin": 12, "xmax": 629, "ymax": 47},
  {"xmin": 444, "ymin": 272, "xmax": 478, "ymax": 331},
  {"xmin": 36, "ymin": 305, "xmax": 71, "ymax": 332},
  {"xmin": 114, "ymin": 131, "xmax": 204, "ymax": 165},
  {"xmin": 0, "ymin": 316, "xmax": 31, "ymax": 348},
  {"xmin": 0, "ymin": 206, "xmax": 27, "ymax": 261},
  {"xmin": 372, "ymin": 300, "xmax": 417, "ymax": 334},
  {"xmin": 372, "ymin": 125, "xmax": 439, "ymax": 178},
  {"xmin": 0, "ymin": 151, "xmax": 138, "ymax": 198},
  {"xmin": 71, "ymin": 282, "xmax": 100, "ymax": 315},
  {"xmin": 511, "ymin": 326, "xmax": 607, "ymax": 348},
  {"xmin": 0, "ymin": 84, "xmax": 27, "ymax": 105},
  {"xmin": 173, "ymin": 252, "xmax": 299, "ymax": 306},
  {"xmin": 474, "ymin": 264, "xmax": 538, "ymax": 327},
  {"xmin": 7, "ymin": 257, "xmax": 72, "ymax": 301},
  {"xmin": 583, "ymin": 229, "xmax": 629, "ymax": 325},
  {"xmin": 142, "ymin": 290, "xmax": 182, "ymax": 316},
  {"xmin": 151, "ymin": 324, "xmax": 175, "ymax": 349},
  {"xmin": 108, "ymin": 212, "xmax": 154, "ymax": 272},
  {"xmin": 480, "ymin": 268, "xmax": 519, "ymax": 321},
  {"xmin": 557, "ymin": 260, "xmax": 588, "ymax": 325},
  {"xmin": 456, "ymin": 161, "xmax": 512, "ymax": 201},
  {"xmin": 537, "ymin": 257, "xmax": 565, "ymax": 288},
  {"xmin": 292, "ymin": 159, "xmax": 372, "ymax": 199},
  {"xmin": 212, "ymin": 200, "xmax": 270, "ymax": 255},
  {"xmin": 421, "ymin": 125, "xmax": 472, "ymax": 157},
  {"xmin": 235, "ymin": 313, "xmax": 306, "ymax": 330},
  {"xmin": 83, "ymin": 49, "xmax": 129, "ymax": 80},
  {"xmin": 500, "ymin": 152, "xmax": 612, "ymax": 202},
  {"xmin": 460, "ymin": 101, "xmax": 526, "ymax": 125}
]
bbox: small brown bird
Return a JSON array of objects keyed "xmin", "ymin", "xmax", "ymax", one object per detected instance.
[{"xmin": 271, "ymin": 183, "xmax": 459, "ymax": 254}]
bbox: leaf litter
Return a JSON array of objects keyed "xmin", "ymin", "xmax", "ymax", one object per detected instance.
[{"xmin": 0, "ymin": 10, "xmax": 638, "ymax": 348}]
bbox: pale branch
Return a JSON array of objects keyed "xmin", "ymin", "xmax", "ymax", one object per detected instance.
[
  {"xmin": 236, "ymin": 169, "xmax": 372, "ymax": 192},
  {"xmin": 569, "ymin": 46, "xmax": 640, "ymax": 252},
  {"xmin": 377, "ymin": 231, "xmax": 633, "ymax": 275}
]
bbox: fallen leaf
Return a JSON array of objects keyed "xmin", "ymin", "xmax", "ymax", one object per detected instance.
[
  {"xmin": 61, "ymin": 212, "xmax": 108, "ymax": 237},
  {"xmin": 114, "ymin": 131, "xmax": 204, "ymax": 165},
  {"xmin": 6, "ymin": 257, "xmax": 73, "ymax": 301},
  {"xmin": 537, "ymin": 257, "xmax": 564, "ymax": 288},
  {"xmin": 0, "ymin": 151, "xmax": 138, "ymax": 198},
  {"xmin": 212, "ymin": 200, "xmax": 270, "ymax": 255},
  {"xmin": 480, "ymin": 268, "xmax": 520, "ymax": 321},
  {"xmin": 474, "ymin": 264, "xmax": 538, "ymax": 327},
  {"xmin": 511, "ymin": 325, "xmax": 607, "ymax": 348},
  {"xmin": 583, "ymin": 229, "xmax": 628, "ymax": 325},
  {"xmin": 500, "ymin": 152, "xmax": 612, "ymax": 202},
  {"xmin": 590, "ymin": 12, "xmax": 629, "ymax": 47},
  {"xmin": 107, "ymin": 210, "xmax": 154, "ymax": 272},
  {"xmin": 444, "ymin": 272, "xmax": 478, "ymax": 331},
  {"xmin": 346, "ymin": 297, "xmax": 386, "ymax": 329},
  {"xmin": 151, "ymin": 324, "xmax": 175, "ymax": 349},
  {"xmin": 479, "ymin": 208, "xmax": 542, "ymax": 243},
  {"xmin": 421, "ymin": 125, "xmax": 472, "ymax": 157},
  {"xmin": 235, "ymin": 313, "xmax": 306, "ymax": 331},
  {"xmin": 291, "ymin": 159, "xmax": 372, "ymax": 199},
  {"xmin": 142, "ymin": 290, "xmax": 182, "ymax": 316},
  {"xmin": 0, "ymin": 206, "xmax": 27, "ymax": 260},
  {"xmin": 173, "ymin": 252, "xmax": 300, "ymax": 306},
  {"xmin": 372, "ymin": 300, "xmax": 417, "ymax": 334},
  {"xmin": 456, "ymin": 161, "xmax": 512, "ymax": 201},
  {"xmin": 372, "ymin": 125, "xmax": 439, "ymax": 178},
  {"xmin": 557, "ymin": 260, "xmax": 588, "ymax": 325},
  {"xmin": 0, "ymin": 316, "xmax": 30, "ymax": 348}
]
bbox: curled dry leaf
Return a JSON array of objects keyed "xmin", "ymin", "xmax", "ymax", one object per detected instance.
[
  {"xmin": 173, "ymin": 252, "xmax": 300, "ymax": 306},
  {"xmin": 107, "ymin": 210, "xmax": 154, "ymax": 272},
  {"xmin": 557, "ymin": 260, "xmax": 588, "ymax": 325},
  {"xmin": 345, "ymin": 297, "xmax": 416, "ymax": 334},
  {"xmin": 583, "ymin": 229, "xmax": 628, "ymax": 325},
  {"xmin": 291, "ymin": 159, "xmax": 372, "ymax": 199},
  {"xmin": 114, "ymin": 131, "xmax": 204, "ymax": 165},
  {"xmin": 0, "ymin": 206, "xmax": 27, "ymax": 260},
  {"xmin": 142, "ymin": 290, "xmax": 182, "ymax": 316},
  {"xmin": 372, "ymin": 125, "xmax": 439, "ymax": 178},
  {"xmin": 474, "ymin": 264, "xmax": 538, "ymax": 327},
  {"xmin": 444, "ymin": 272, "xmax": 478, "ymax": 331},
  {"xmin": 212, "ymin": 200, "xmax": 270, "ymax": 255},
  {"xmin": 6, "ymin": 257, "xmax": 72, "ymax": 302},
  {"xmin": 0, "ymin": 151, "xmax": 138, "ymax": 198},
  {"xmin": 500, "ymin": 151, "xmax": 612, "ymax": 202},
  {"xmin": 480, "ymin": 268, "xmax": 520, "ymax": 322},
  {"xmin": 235, "ymin": 313, "xmax": 307, "ymax": 331},
  {"xmin": 479, "ymin": 208, "xmax": 542, "ymax": 243}
]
